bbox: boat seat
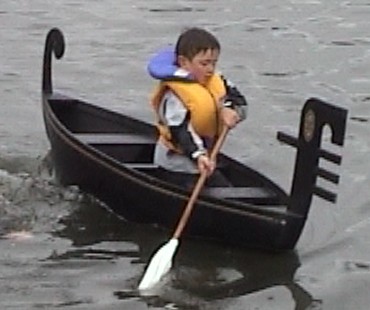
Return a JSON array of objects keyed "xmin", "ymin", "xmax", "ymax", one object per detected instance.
[
  {"xmin": 125, "ymin": 163, "xmax": 159, "ymax": 170},
  {"xmin": 74, "ymin": 133, "xmax": 156, "ymax": 145},
  {"xmin": 203, "ymin": 186, "xmax": 280, "ymax": 204}
]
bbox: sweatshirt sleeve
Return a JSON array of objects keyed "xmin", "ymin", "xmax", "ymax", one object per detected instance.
[
  {"xmin": 221, "ymin": 75, "xmax": 248, "ymax": 121},
  {"xmin": 159, "ymin": 91, "xmax": 206, "ymax": 160}
]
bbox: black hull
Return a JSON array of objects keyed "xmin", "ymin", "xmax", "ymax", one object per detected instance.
[
  {"xmin": 41, "ymin": 28, "xmax": 348, "ymax": 251},
  {"xmin": 43, "ymin": 95, "xmax": 289, "ymax": 250}
]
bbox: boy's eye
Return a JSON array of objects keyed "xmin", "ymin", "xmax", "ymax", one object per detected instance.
[{"xmin": 200, "ymin": 60, "xmax": 217, "ymax": 66}]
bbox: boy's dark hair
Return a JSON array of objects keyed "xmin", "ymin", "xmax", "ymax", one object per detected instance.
[{"xmin": 175, "ymin": 27, "xmax": 220, "ymax": 60}]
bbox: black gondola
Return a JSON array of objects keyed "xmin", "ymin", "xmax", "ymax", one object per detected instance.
[{"xmin": 42, "ymin": 28, "xmax": 348, "ymax": 251}]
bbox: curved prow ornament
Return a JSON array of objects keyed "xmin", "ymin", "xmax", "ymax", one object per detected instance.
[
  {"xmin": 42, "ymin": 28, "xmax": 65, "ymax": 95},
  {"xmin": 276, "ymin": 98, "xmax": 348, "ymax": 248}
]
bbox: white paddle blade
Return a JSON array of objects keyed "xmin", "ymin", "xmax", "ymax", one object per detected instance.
[{"xmin": 138, "ymin": 238, "xmax": 179, "ymax": 290}]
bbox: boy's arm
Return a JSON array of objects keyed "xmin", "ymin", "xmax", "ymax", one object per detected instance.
[
  {"xmin": 162, "ymin": 93, "xmax": 207, "ymax": 161},
  {"xmin": 221, "ymin": 76, "xmax": 248, "ymax": 121}
]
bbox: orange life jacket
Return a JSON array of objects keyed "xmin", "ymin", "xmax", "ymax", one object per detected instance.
[{"xmin": 150, "ymin": 74, "xmax": 226, "ymax": 151}]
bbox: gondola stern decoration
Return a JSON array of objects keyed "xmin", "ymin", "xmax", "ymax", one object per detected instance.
[
  {"xmin": 276, "ymin": 98, "xmax": 348, "ymax": 247},
  {"xmin": 42, "ymin": 28, "xmax": 65, "ymax": 95}
]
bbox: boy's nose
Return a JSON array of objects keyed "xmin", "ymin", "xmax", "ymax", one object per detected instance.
[{"xmin": 207, "ymin": 64, "xmax": 215, "ymax": 74}]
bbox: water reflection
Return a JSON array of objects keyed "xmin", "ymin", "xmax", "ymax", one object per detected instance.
[{"xmin": 54, "ymin": 197, "xmax": 313, "ymax": 309}]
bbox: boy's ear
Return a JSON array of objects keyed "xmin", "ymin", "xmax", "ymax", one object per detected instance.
[{"xmin": 177, "ymin": 55, "xmax": 189, "ymax": 68}]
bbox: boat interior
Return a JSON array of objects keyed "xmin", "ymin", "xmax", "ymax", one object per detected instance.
[{"xmin": 48, "ymin": 95, "xmax": 288, "ymax": 208}]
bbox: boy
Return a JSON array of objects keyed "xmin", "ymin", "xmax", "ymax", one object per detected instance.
[{"xmin": 148, "ymin": 27, "xmax": 247, "ymax": 188}]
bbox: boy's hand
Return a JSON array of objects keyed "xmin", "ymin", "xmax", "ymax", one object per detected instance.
[
  {"xmin": 220, "ymin": 107, "xmax": 240, "ymax": 129},
  {"xmin": 197, "ymin": 154, "xmax": 215, "ymax": 176}
]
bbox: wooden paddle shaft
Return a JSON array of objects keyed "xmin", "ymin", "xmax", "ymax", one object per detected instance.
[{"xmin": 173, "ymin": 126, "xmax": 229, "ymax": 239}]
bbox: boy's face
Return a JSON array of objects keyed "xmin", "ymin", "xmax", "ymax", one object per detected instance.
[{"xmin": 178, "ymin": 48, "xmax": 220, "ymax": 85}]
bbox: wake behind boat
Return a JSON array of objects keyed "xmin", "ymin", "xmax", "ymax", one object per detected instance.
[{"xmin": 42, "ymin": 28, "xmax": 348, "ymax": 251}]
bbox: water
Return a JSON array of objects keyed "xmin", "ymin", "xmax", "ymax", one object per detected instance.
[{"xmin": 1, "ymin": 1, "xmax": 370, "ymax": 309}]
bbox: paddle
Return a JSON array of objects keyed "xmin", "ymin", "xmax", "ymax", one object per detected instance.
[{"xmin": 138, "ymin": 126, "xmax": 229, "ymax": 291}]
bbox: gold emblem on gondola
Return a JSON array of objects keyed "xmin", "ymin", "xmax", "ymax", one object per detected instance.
[{"xmin": 303, "ymin": 109, "xmax": 315, "ymax": 142}]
